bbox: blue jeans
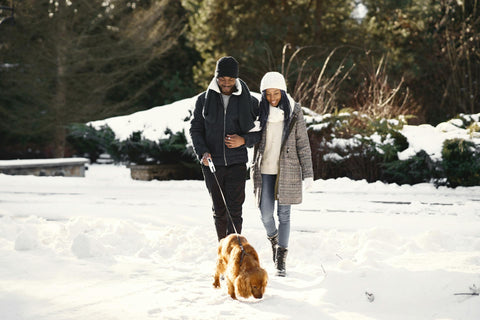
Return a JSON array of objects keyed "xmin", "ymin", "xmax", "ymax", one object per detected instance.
[{"xmin": 260, "ymin": 174, "xmax": 291, "ymax": 248}]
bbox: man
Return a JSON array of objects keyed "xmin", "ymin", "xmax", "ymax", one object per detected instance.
[{"xmin": 190, "ymin": 56, "xmax": 259, "ymax": 241}]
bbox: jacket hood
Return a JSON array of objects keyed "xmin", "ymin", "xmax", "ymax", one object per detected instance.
[{"xmin": 207, "ymin": 77, "xmax": 243, "ymax": 96}]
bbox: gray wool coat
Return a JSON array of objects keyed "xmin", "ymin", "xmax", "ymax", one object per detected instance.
[{"xmin": 251, "ymin": 102, "xmax": 314, "ymax": 206}]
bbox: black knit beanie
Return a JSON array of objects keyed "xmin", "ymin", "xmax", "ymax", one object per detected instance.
[{"xmin": 215, "ymin": 56, "xmax": 239, "ymax": 78}]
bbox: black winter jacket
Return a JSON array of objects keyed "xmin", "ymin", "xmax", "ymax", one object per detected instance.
[{"xmin": 190, "ymin": 78, "xmax": 259, "ymax": 167}]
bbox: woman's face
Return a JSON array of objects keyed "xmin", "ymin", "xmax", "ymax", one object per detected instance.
[{"xmin": 265, "ymin": 88, "xmax": 282, "ymax": 107}]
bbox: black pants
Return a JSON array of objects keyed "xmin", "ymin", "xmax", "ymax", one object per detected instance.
[{"xmin": 202, "ymin": 163, "xmax": 246, "ymax": 241}]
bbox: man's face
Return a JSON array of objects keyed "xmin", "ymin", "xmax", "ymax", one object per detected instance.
[{"xmin": 217, "ymin": 76, "xmax": 236, "ymax": 95}]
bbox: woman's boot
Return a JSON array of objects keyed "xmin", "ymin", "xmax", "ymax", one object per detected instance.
[
  {"xmin": 267, "ymin": 233, "xmax": 279, "ymax": 262},
  {"xmin": 275, "ymin": 246, "xmax": 288, "ymax": 277}
]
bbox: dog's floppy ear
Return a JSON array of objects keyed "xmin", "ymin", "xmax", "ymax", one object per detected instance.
[
  {"xmin": 258, "ymin": 268, "xmax": 268, "ymax": 285},
  {"xmin": 235, "ymin": 272, "xmax": 252, "ymax": 298}
]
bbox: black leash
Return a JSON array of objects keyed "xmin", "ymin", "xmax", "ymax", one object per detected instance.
[{"xmin": 207, "ymin": 158, "xmax": 247, "ymax": 265}]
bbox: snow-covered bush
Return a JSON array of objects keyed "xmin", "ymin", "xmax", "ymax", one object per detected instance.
[
  {"xmin": 66, "ymin": 124, "xmax": 117, "ymax": 163},
  {"xmin": 305, "ymin": 109, "xmax": 480, "ymax": 186},
  {"xmin": 381, "ymin": 150, "xmax": 441, "ymax": 185},
  {"xmin": 306, "ymin": 109, "xmax": 409, "ymax": 182},
  {"xmin": 68, "ymin": 125, "xmax": 198, "ymax": 168},
  {"xmin": 441, "ymin": 138, "xmax": 480, "ymax": 187},
  {"xmin": 113, "ymin": 129, "xmax": 197, "ymax": 166}
]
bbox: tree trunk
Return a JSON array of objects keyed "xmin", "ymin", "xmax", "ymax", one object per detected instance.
[
  {"xmin": 313, "ymin": 0, "xmax": 323, "ymax": 43},
  {"xmin": 53, "ymin": 1, "xmax": 68, "ymax": 158}
]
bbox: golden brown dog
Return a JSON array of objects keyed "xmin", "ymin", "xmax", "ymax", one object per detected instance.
[{"xmin": 213, "ymin": 234, "xmax": 268, "ymax": 300}]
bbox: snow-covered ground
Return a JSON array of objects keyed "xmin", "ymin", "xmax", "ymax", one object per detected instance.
[
  {"xmin": 1, "ymin": 164, "xmax": 479, "ymax": 320},
  {"xmin": 2, "ymin": 94, "xmax": 480, "ymax": 319}
]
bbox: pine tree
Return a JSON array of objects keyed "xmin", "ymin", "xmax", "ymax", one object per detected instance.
[
  {"xmin": 360, "ymin": 0, "xmax": 480, "ymax": 123},
  {"xmin": 182, "ymin": 0, "xmax": 357, "ymax": 89},
  {"xmin": 0, "ymin": 0, "xmax": 184, "ymax": 158}
]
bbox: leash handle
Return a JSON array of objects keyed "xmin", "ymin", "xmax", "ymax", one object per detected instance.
[{"xmin": 207, "ymin": 158, "xmax": 216, "ymax": 173}]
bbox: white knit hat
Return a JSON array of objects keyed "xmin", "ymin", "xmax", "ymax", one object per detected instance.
[{"xmin": 260, "ymin": 71, "xmax": 287, "ymax": 92}]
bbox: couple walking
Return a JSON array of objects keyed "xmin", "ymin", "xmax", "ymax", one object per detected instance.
[{"xmin": 189, "ymin": 56, "xmax": 313, "ymax": 277}]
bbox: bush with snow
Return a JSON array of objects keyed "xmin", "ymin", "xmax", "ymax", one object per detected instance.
[
  {"xmin": 79, "ymin": 97, "xmax": 480, "ymax": 186},
  {"xmin": 305, "ymin": 109, "xmax": 480, "ymax": 186}
]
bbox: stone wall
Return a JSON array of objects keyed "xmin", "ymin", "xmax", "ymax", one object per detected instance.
[{"xmin": 0, "ymin": 158, "xmax": 89, "ymax": 177}]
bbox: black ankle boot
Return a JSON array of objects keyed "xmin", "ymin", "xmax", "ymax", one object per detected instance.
[
  {"xmin": 275, "ymin": 246, "xmax": 288, "ymax": 277},
  {"xmin": 267, "ymin": 233, "xmax": 278, "ymax": 262}
]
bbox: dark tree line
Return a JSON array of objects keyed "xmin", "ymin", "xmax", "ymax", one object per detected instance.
[
  {"xmin": 0, "ymin": 0, "xmax": 478, "ymax": 159},
  {"xmin": 0, "ymin": 0, "xmax": 197, "ymax": 158}
]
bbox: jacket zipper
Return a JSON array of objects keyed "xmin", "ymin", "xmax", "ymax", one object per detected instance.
[{"xmin": 222, "ymin": 96, "xmax": 228, "ymax": 166}]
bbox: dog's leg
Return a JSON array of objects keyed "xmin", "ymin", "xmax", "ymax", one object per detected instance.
[
  {"xmin": 227, "ymin": 279, "xmax": 237, "ymax": 299},
  {"xmin": 213, "ymin": 256, "xmax": 228, "ymax": 288},
  {"xmin": 213, "ymin": 274, "xmax": 221, "ymax": 288},
  {"xmin": 213, "ymin": 259, "xmax": 222, "ymax": 288}
]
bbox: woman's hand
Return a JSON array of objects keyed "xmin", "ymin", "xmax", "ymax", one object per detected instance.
[{"xmin": 225, "ymin": 134, "xmax": 245, "ymax": 148}]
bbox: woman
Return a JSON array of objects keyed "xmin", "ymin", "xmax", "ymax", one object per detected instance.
[{"xmin": 251, "ymin": 71, "xmax": 314, "ymax": 277}]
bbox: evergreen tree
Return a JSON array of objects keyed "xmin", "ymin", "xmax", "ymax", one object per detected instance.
[
  {"xmin": 182, "ymin": 0, "xmax": 357, "ymax": 90},
  {"xmin": 360, "ymin": 0, "xmax": 479, "ymax": 123},
  {"xmin": 0, "ymin": 0, "xmax": 186, "ymax": 158}
]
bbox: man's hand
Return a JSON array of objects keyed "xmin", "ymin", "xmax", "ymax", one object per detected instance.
[
  {"xmin": 201, "ymin": 152, "xmax": 212, "ymax": 166},
  {"xmin": 225, "ymin": 134, "xmax": 245, "ymax": 148}
]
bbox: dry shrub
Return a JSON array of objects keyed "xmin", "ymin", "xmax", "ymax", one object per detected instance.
[
  {"xmin": 281, "ymin": 45, "xmax": 354, "ymax": 115},
  {"xmin": 353, "ymin": 54, "xmax": 421, "ymax": 121}
]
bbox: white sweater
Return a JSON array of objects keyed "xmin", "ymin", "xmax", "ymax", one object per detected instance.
[{"xmin": 260, "ymin": 106, "xmax": 285, "ymax": 174}]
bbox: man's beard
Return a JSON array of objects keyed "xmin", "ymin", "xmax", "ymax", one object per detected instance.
[{"xmin": 220, "ymin": 85, "xmax": 234, "ymax": 95}]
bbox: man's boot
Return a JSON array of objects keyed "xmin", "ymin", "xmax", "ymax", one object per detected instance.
[
  {"xmin": 267, "ymin": 233, "xmax": 279, "ymax": 262},
  {"xmin": 276, "ymin": 246, "xmax": 288, "ymax": 277}
]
